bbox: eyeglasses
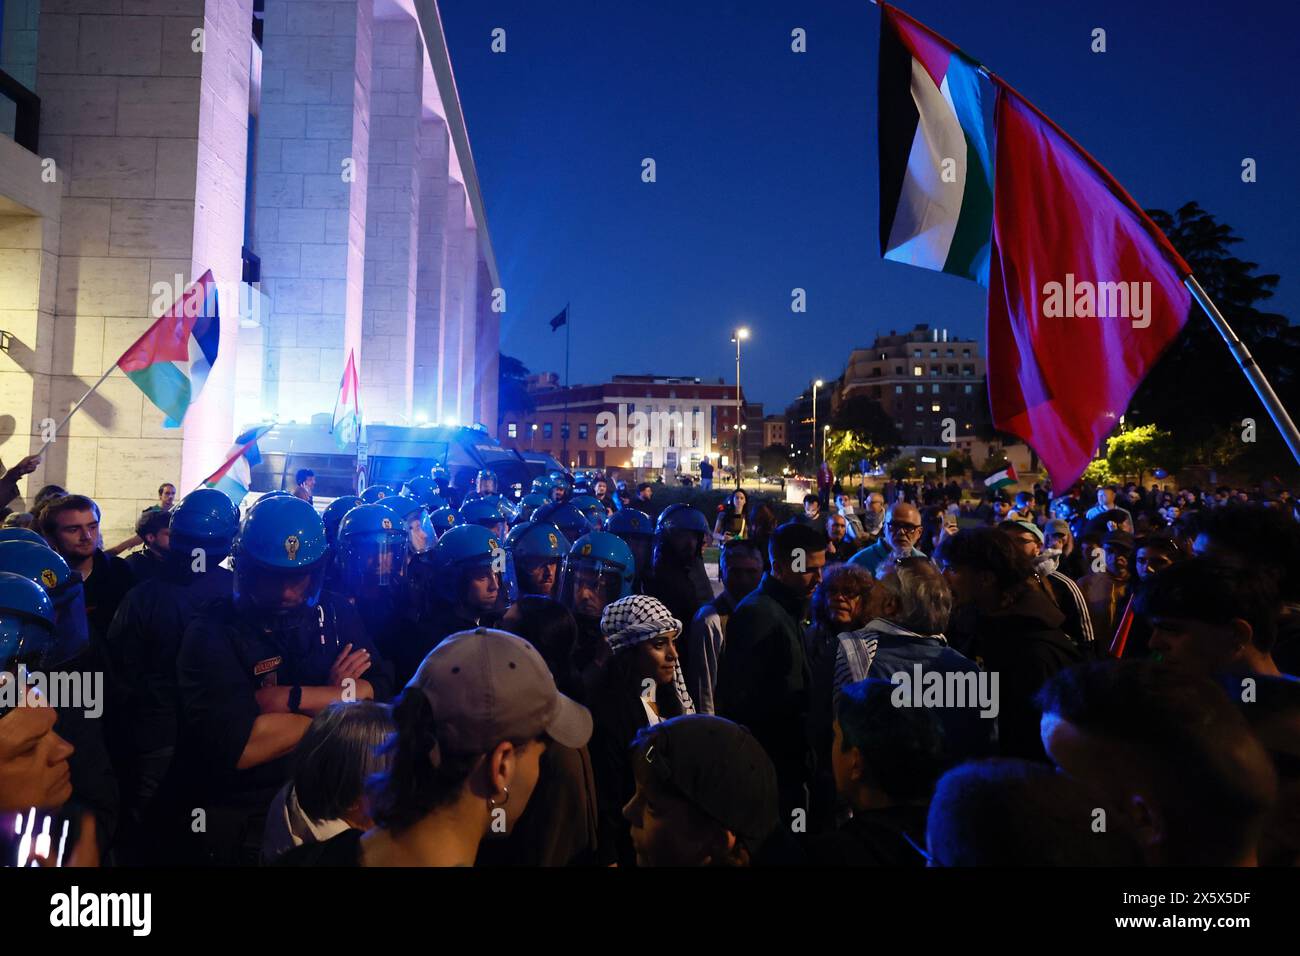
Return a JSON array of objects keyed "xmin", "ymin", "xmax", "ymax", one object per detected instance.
[{"xmin": 887, "ymin": 522, "xmax": 921, "ymax": 534}]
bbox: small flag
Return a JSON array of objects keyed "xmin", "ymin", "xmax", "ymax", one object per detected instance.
[
  {"xmin": 549, "ymin": 306, "xmax": 568, "ymax": 332},
  {"xmin": 983, "ymin": 464, "xmax": 1017, "ymax": 491},
  {"xmin": 331, "ymin": 349, "xmax": 361, "ymax": 451},
  {"xmin": 202, "ymin": 425, "xmax": 272, "ymax": 507},
  {"xmin": 878, "ymin": 5, "xmax": 995, "ymax": 285},
  {"xmin": 117, "ymin": 270, "xmax": 221, "ymax": 427}
]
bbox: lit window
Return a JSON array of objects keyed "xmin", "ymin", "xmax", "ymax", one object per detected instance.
[
  {"xmin": 895, "ymin": 386, "xmax": 903, "ymax": 394},
  {"xmin": 543, "ymin": 423, "xmax": 553, "ymax": 439},
  {"xmin": 578, "ymin": 424, "xmax": 588, "ymax": 440},
  {"xmin": 507, "ymin": 423, "xmax": 517, "ymax": 438},
  {"xmin": 931, "ymin": 404, "xmax": 941, "ymax": 413},
  {"xmin": 913, "ymin": 366, "xmax": 923, "ymax": 377}
]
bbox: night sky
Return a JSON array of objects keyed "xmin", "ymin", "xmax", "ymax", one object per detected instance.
[{"xmin": 439, "ymin": 0, "xmax": 1300, "ymax": 411}]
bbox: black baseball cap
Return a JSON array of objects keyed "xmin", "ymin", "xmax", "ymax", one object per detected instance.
[{"xmin": 632, "ymin": 715, "xmax": 779, "ymax": 845}]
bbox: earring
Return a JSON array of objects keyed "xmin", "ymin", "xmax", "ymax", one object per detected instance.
[{"xmin": 488, "ymin": 786, "xmax": 510, "ymax": 810}]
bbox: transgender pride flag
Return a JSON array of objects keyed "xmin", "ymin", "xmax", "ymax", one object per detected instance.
[
  {"xmin": 117, "ymin": 270, "xmax": 221, "ymax": 427},
  {"xmin": 201, "ymin": 425, "xmax": 272, "ymax": 507}
]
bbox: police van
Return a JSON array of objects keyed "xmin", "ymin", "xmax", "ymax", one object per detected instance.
[{"xmin": 244, "ymin": 420, "xmax": 565, "ymax": 506}]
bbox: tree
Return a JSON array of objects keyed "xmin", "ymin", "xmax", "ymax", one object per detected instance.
[
  {"xmin": 830, "ymin": 394, "xmax": 902, "ymax": 461},
  {"xmin": 1132, "ymin": 202, "xmax": 1300, "ymax": 478},
  {"xmin": 498, "ymin": 353, "xmax": 534, "ymax": 423},
  {"xmin": 1104, "ymin": 424, "xmax": 1176, "ymax": 484},
  {"xmin": 825, "ymin": 430, "xmax": 884, "ymax": 478},
  {"xmin": 759, "ymin": 443, "xmax": 789, "ymax": 476}
]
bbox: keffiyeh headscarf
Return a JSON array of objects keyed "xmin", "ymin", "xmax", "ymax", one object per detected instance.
[{"xmin": 600, "ymin": 594, "xmax": 695, "ymax": 715}]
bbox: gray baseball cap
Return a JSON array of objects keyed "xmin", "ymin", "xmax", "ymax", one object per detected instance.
[{"xmin": 408, "ymin": 628, "xmax": 592, "ymax": 753}]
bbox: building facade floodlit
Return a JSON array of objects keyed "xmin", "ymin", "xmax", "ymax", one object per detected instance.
[{"xmin": 0, "ymin": 0, "xmax": 499, "ymax": 542}]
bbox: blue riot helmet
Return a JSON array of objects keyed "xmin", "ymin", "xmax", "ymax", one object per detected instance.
[
  {"xmin": 322, "ymin": 495, "xmax": 362, "ymax": 547},
  {"xmin": 429, "ymin": 506, "xmax": 458, "ymax": 539},
  {"xmin": 505, "ymin": 521, "xmax": 570, "ymax": 600},
  {"xmin": 559, "ymin": 531, "xmax": 635, "ymax": 622},
  {"xmin": 0, "ymin": 528, "xmax": 46, "ymax": 546},
  {"xmin": 259, "ymin": 490, "xmax": 293, "ymax": 501},
  {"xmin": 655, "ymin": 503, "xmax": 711, "ymax": 564},
  {"xmin": 568, "ymin": 494, "xmax": 606, "ymax": 531},
  {"xmin": 359, "ymin": 484, "xmax": 396, "ymax": 504},
  {"xmin": 231, "ymin": 494, "xmax": 330, "ymax": 615},
  {"xmin": 532, "ymin": 501, "xmax": 589, "ymax": 545},
  {"xmin": 0, "ymin": 572, "xmax": 56, "ymax": 675},
  {"xmin": 336, "ymin": 503, "xmax": 411, "ymax": 604},
  {"xmin": 430, "ymin": 524, "xmax": 504, "ymax": 612},
  {"xmin": 512, "ymin": 493, "xmax": 548, "ymax": 526},
  {"xmin": 400, "ymin": 477, "xmax": 445, "ymax": 514},
  {"xmin": 474, "ymin": 468, "xmax": 498, "ymax": 496},
  {"xmin": 530, "ymin": 475, "xmax": 556, "ymax": 497},
  {"xmin": 457, "ymin": 496, "xmax": 511, "ymax": 539},
  {"xmin": 548, "ymin": 471, "xmax": 573, "ymax": 503},
  {"xmin": 0, "ymin": 541, "xmax": 89, "ymax": 667},
  {"xmin": 605, "ymin": 507, "xmax": 654, "ymax": 582},
  {"xmin": 169, "ymin": 488, "xmax": 240, "ymax": 564},
  {"xmin": 376, "ymin": 494, "xmax": 436, "ymax": 556}
]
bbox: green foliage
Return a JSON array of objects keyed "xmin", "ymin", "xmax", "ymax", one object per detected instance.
[
  {"xmin": 498, "ymin": 353, "xmax": 535, "ymax": 422},
  {"xmin": 1104, "ymin": 424, "xmax": 1175, "ymax": 483},
  {"xmin": 1081, "ymin": 457, "xmax": 1112, "ymax": 486}
]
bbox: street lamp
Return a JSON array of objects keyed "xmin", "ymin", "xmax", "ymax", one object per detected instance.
[
  {"xmin": 812, "ymin": 379, "xmax": 824, "ymax": 472},
  {"xmin": 823, "ymin": 424, "xmax": 830, "ymax": 464},
  {"xmin": 732, "ymin": 327, "xmax": 750, "ymax": 488},
  {"xmin": 530, "ymin": 422, "xmax": 538, "ymax": 450}
]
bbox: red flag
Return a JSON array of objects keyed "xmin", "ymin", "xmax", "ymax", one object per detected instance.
[{"xmin": 986, "ymin": 87, "xmax": 1192, "ymax": 489}]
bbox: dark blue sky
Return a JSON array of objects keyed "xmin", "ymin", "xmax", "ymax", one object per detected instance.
[{"xmin": 440, "ymin": 0, "xmax": 1300, "ymax": 411}]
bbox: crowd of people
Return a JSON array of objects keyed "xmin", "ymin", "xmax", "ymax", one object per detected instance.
[{"xmin": 0, "ymin": 449, "xmax": 1298, "ymax": 868}]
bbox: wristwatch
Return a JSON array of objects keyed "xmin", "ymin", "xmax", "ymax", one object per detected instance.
[{"xmin": 288, "ymin": 685, "xmax": 303, "ymax": 714}]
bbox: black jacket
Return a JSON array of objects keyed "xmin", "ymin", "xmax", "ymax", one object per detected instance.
[
  {"xmin": 968, "ymin": 587, "xmax": 1083, "ymax": 760},
  {"xmin": 714, "ymin": 574, "xmax": 813, "ymax": 815}
]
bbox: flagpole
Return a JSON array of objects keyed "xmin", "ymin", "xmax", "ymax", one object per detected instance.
[
  {"xmin": 563, "ymin": 301, "xmax": 571, "ymax": 468},
  {"xmin": 36, "ymin": 364, "xmax": 118, "ymax": 457},
  {"xmin": 1184, "ymin": 275, "xmax": 1300, "ymax": 467}
]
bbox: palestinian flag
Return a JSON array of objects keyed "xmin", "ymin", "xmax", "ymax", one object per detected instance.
[
  {"xmin": 983, "ymin": 464, "xmax": 1017, "ymax": 491},
  {"xmin": 331, "ymin": 349, "xmax": 361, "ymax": 451},
  {"xmin": 201, "ymin": 425, "xmax": 272, "ymax": 507},
  {"xmin": 878, "ymin": 4, "xmax": 994, "ymax": 285},
  {"xmin": 117, "ymin": 270, "xmax": 220, "ymax": 427}
]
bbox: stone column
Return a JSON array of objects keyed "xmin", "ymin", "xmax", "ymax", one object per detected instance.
[
  {"xmin": 412, "ymin": 116, "xmax": 448, "ymax": 421},
  {"xmin": 254, "ymin": 0, "xmax": 372, "ymax": 423}
]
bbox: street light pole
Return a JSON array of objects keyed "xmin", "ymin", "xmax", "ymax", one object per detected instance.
[
  {"xmin": 732, "ymin": 328, "xmax": 749, "ymax": 489},
  {"xmin": 812, "ymin": 379, "xmax": 823, "ymax": 473}
]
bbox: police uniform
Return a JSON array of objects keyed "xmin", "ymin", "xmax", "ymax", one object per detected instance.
[{"xmin": 172, "ymin": 591, "xmax": 392, "ymax": 864}]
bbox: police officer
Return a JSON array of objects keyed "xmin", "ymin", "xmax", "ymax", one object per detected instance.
[
  {"xmin": 512, "ymin": 492, "xmax": 548, "ymax": 526},
  {"xmin": 0, "ymin": 572, "xmax": 76, "ymax": 818},
  {"xmin": 530, "ymin": 475, "xmax": 556, "ymax": 499},
  {"xmin": 322, "ymin": 494, "xmax": 361, "ymax": 548},
  {"xmin": 395, "ymin": 524, "xmax": 505, "ymax": 686},
  {"xmin": 172, "ymin": 494, "xmax": 393, "ymax": 864},
  {"xmin": 336, "ymin": 501, "xmax": 431, "ymax": 667},
  {"xmin": 532, "ymin": 501, "xmax": 590, "ymax": 545},
  {"xmin": 548, "ymin": 471, "xmax": 574, "ymax": 504},
  {"xmin": 505, "ymin": 521, "xmax": 570, "ymax": 600},
  {"xmin": 605, "ymin": 508, "xmax": 654, "ymax": 594},
  {"xmin": 430, "ymin": 505, "xmax": 458, "ymax": 539},
  {"xmin": 558, "ymin": 531, "xmax": 636, "ymax": 702},
  {"xmin": 568, "ymin": 494, "xmax": 607, "ymax": 533},
  {"xmin": 458, "ymin": 496, "xmax": 511, "ymax": 540},
  {"xmin": 0, "ymin": 540, "xmax": 90, "ymax": 669},
  {"xmin": 430, "ymin": 463, "xmax": 459, "ymax": 508},
  {"xmin": 463, "ymin": 468, "xmax": 499, "ymax": 504},
  {"xmin": 100, "ymin": 487, "xmax": 239, "ymax": 862},
  {"xmin": 359, "ymin": 484, "xmax": 397, "ymax": 504},
  {"xmin": 400, "ymin": 476, "xmax": 446, "ymax": 514},
  {"xmin": 0, "ymin": 549, "xmax": 116, "ymax": 861},
  {"xmin": 644, "ymin": 504, "xmax": 714, "ymax": 679}
]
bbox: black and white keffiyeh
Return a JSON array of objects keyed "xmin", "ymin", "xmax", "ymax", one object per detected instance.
[{"xmin": 600, "ymin": 594, "xmax": 695, "ymax": 714}]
